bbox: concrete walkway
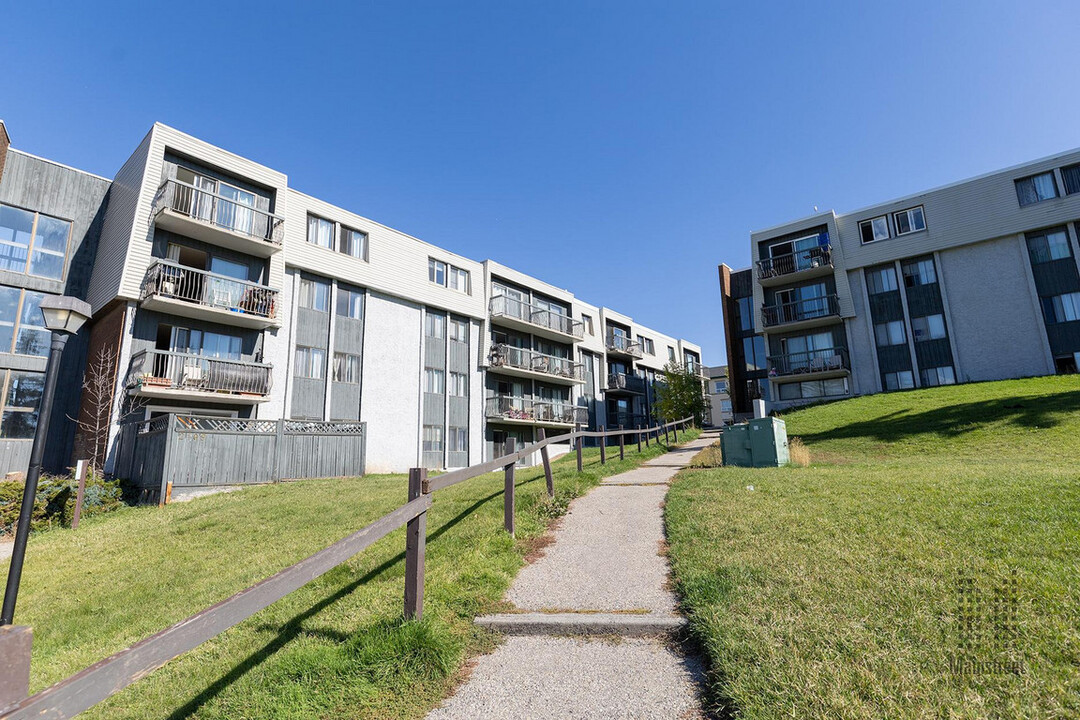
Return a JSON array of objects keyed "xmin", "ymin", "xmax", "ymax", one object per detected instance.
[{"xmin": 428, "ymin": 431, "xmax": 718, "ymax": 720}]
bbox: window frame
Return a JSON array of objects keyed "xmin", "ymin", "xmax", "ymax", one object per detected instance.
[
  {"xmin": 0, "ymin": 368, "xmax": 46, "ymax": 439},
  {"xmin": 332, "ymin": 352, "xmax": 362, "ymax": 384},
  {"xmin": 1015, "ymin": 171, "xmax": 1059, "ymax": 207},
  {"xmin": 335, "ymin": 286, "xmax": 364, "ymax": 319},
  {"xmin": 306, "ymin": 214, "xmax": 335, "ymax": 249},
  {"xmin": 424, "ymin": 368, "xmax": 445, "ymax": 395},
  {"xmin": 338, "ymin": 225, "xmax": 369, "ymax": 261},
  {"xmin": 0, "ymin": 203, "xmax": 73, "ymax": 281},
  {"xmin": 874, "ymin": 320, "xmax": 907, "ymax": 347},
  {"xmin": 893, "ymin": 206, "xmax": 926, "ymax": 236},
  {"xmin": 294, "ymin": 346, "xmax": 326, "ymax": 379},
  {"xmin": 299, "ymin": 276, "xmax": 331, "ymax": 312},
  {"xmin": 859, "ymin": 215, "xmax": 890, "ymax": 244}
]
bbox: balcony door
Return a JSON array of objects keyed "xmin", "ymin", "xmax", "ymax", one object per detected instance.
[
  {"xmin": 770, "ymin": 234, "xmax": 820, "ymax": 272},
  {"xmin": 781, "ymin": 331, "xmax": 834, "ymax": 372},
  {"xmin": 175, "ymin": 167, "xmax": 216, "ymax": 222}
]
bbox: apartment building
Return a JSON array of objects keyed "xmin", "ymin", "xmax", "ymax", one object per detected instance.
[
  {"xmin": 704, "ymin": 365, "xmax": 733, "ymax": 426},
  {"xmin": 725, "ymin": 148, "xmax": 1080, "ymax": 410},
  {"xmin": 0, "ymin": 122, "xmax": 703, "ymax": 477}
]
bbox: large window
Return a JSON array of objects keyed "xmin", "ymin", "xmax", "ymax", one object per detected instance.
[
  {"xmin": 336, "ymin": 286, "xmax": 364, "ymax": 319},
  {"xmin": 743, "ymin": 335, "xmax": 767, "ymax": 372},
  {"xmin": 901, "ymin": 258, "xmax": 937, "ymax": 287},
  {"xmin": 306, "ymin": 215, "xmax": 334, "ymax": 249},
  {"xmin": 332, "ymin": 352, "xmax": 361, "ymax": 383},
  {"xmin": 424, "ymin": 368, "xmax": 445, "ymax": 394},
  {"xmin": 777, "ymin": 377, "xmax": 848, "ymax": 401},
  {"xmin": 339, "ymin": 226, "xmax": 368, "ymax": 260},
  {"xmin": 0, "ymin": 287, "xmax": 50, "ymax": 357},
  {"xmin": 1026, "ymin": 229, "xmax": 1072, "ymax": 264},
  {"xmin": 859, "ymin": 216, "xmax": 890, "ymax": 244},
  {"xmin": 1062, "ymin": 164, "xmax": 1080, "ymax": 196},
  {"xmin": 920, "ymin": 366, "xmax": 956, "ymax": 387},
  {"xmin": 428, "ymin": 259, "xmax": 446, "ymax": 286},
  {"xmin": 295, "ymin": 346, "xmax": 326, "ymax": 379},
  {"xmin": 875, "ymin": 320, "xmax": 907, "ymax": 347},
  {"xmin": 449, "ymin": 266, "xmax": 470, "ymax": 294},
  {"xmin": 449, "ymin": 318, "xmax": 468, "ymax": 343},
  {"xmin": 448, "ymin": 426, "xmax": 467, "ymax": 453},
  {"xmin": 422, "ymin": 425, "xmax": 443, "ymax": 453},
  {"xmin": 0, "ymin": 204, "xmax": 70, "ymax": 280},
  {"xmin": 911, "ymin": 314, "xmax": 947, "ymax": 341},
  {"xmin": 865, "ymin": 267, "xmax": 898, "ymax": 295},
  {"xmin": 884, "ymin": 371, "xmax": 915, "ymax": 391},
  {"xmin": 1, "ymin": 369, "xmax": 45, "ymax": 439},
  {"xmin": 449, "ymin": 372, "xmax": 467, "ymax": 397},
  {"xmin": 637, "ymin": 336, "xmax": 655, "ymax": 355},
  {"xmin": 1016, "ymin": 172, "xmax": 1058, "ymax": 206},
  {"xmin": 299, "ymin": 276, "xmax": 330, "ymax": 312},
  {"xmin": 737, "ymin": 296, "xmax": 753, "ymax": 331},
  {"xmin": 425, "ymin": 313, "xmax": 445, "ymax": 339},
  {"xmin": 893, "ymin": 206, "xmax": 926, "ymax": 235},
  {"xmin": 1042, "ymin": 292, "xmax": 1080, "ymax": 324}
]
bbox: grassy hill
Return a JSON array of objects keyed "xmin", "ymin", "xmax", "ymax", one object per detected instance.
[{"xmin": 666, "ymin": 376, "xmax": 1080, "ymax": 719}]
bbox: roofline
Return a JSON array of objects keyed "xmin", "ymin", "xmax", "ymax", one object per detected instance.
[{"xmin": 7, "ymin": 147, "xmax": 112, "ymax": 183}]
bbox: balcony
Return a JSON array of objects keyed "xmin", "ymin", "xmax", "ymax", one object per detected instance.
[
  {"xmin": 756, "ymin": 244, "xmax": 833, "ymax": 286},
  {"xmin": 761, "ymin": 294, "xmax": 841, "ymax": 331},
  {"xmin": 605, "ymin": 333, "xmax": 643, "ymax": 359},
  {"xmin": 485, "ymin": 396, "xmax": 588, "ymax": 427},
  {"xmin": 152, "ymin": 178, "xmax": 284, "ymax": 257},
  {"xmin": 488, "ymin": 344, "xmax": 585, "ymax": 385},
  {"xmin": 606, "ymin": 372, "xmax": 646, "ymax": 395},
  {"xmin": 489, "ymin": 295, "xmax": 584, "ymax": 342},
  {"xmin": 768, "ymin": 347, "xmax": 850, "ymax": 380},
  {"xmin": 126, "ymin": 350, "xmax": 272, "ymax": 404},
  {"xmin": 140, "ymin": 261, "xmax": 280, "ymax": 329}
]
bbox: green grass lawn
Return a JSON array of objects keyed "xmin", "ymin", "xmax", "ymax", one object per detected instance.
[
  {"xmin": 665, "ymin": 377, "xmax": 1080, "ymax": 719},
  {"xmin": 2, "ymin": 428, "xmax": 697, "ymax": 719}
]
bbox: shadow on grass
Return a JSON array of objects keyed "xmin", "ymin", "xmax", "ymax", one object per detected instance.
[{"xmin": 798, "ymin": 391, "xmax": 1080, "ymax": 445}]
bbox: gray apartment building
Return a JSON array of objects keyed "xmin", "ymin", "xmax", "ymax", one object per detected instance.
[
  {"xmin": 726, "ymin": 148, "xmax": 1080, "ymax": 410},
  {"xmin": 0, "ymin": 121, "xmax": 702, "ymax": 479}
]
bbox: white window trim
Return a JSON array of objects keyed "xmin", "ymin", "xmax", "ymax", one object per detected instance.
[
  {"xmin": 859, "ymin": 215, "xmax": 890, "ymax": 244},
  {"xmin": 893, "ymin": 206, "xmax": 926, "ymax": 237}
]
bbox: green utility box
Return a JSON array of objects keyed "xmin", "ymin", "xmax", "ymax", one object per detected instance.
[{"xmin": 720, "ymin": 417, "xmax": 789, "ymax": 467}]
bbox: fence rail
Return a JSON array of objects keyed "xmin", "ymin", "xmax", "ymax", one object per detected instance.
[{"xmin": 0, "ymin": 416, "xmax": 694, "ymax": 719}]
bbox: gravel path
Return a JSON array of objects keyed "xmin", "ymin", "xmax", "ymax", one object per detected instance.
[{"xmin": 428, "ymin": 432, "xmax": 718, "ymax": 720}]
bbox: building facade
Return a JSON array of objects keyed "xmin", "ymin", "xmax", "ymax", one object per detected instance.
[
  {"xmin": 704, "ymin": 365, "xmax": 732, "ymax": 426},
  {"xmin": 0, "ymin": 122, "xmax": 703, "ymax": 477},
  {"xmin": 733, "ymin": 148, "xmax": 1080, "ymax": 410}
]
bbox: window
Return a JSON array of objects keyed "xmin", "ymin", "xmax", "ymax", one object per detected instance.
[
  {"xmin": 449, "ymin": 318, "xmax": 468, "ymax": 343},
  {"xmin": 777, "ymin": 377, "xmax": 848, "ymax": 401},
  {"xmin": 713, "ymin": 381, "xmax": 727, "ymax": 394},
  {"xmin": 336, "ymin": 286, "xmax": 364, "ymax": 319},
  {"xmin": 171, "ymin": 327, "xmax": 242, "ymax": 359},
  {"xmin": 582, "ymin": 314, "xmax": 594, "ymax": 335},
  {"xmin": 448, "ymin": 266, "xmax": 470, "ymax": 294},
  {"xmin": 299, "ymin": 276, "xmax": 330, "ymax": 312},
  {"xmin": 306, "ymin": 215, "xmax": 334, "ymax": 248},
  {"xmin": 0, "ymin": 204, "xmax": 70, "ymax": 280},
  {"xmin": 0, "ymin": 287, "xmax": 50, "ymax": 357},
  {"xmin": 1, "ymin": 370, "xmax": 45, "ymax": 439},
  {"xmin": 1026, "ymin": 229, "xmax": 1072, "ymax": 264},
  {"xmin": 339, "ymin": 226, "xmax": 368, "ymax": 260},
  {"xmin": 1042, "ymin": 292, "xmax": 1080, "ymax": 324},
  {"xmin": 893, "ymin": 206, "xmax": 926, "ymax": 235},
  {"xmin": 428, "ymin": 258, "xmax": 446, "ymax": 286},
  {"xmin": 425, "ymin": 313, "xmax": 445, "ymax": 339},
  {"xmin": 448, "ymin": 426, "xmax": 468, "ymax": 453},
  {"xmin": 332, "ymin": 352, "xmax": 361, "ymax": 383},
  {"xmin": 911, "ymin": 314, "xmax": 947, "ymax": 341},
  {"xmin": 920, "ymin": 366, "xmax": 956, "ymax": 387},
  {"xmin": 295, "ymin": 346, "xmax": 326, "ymax": 379},
  {"xmin": 424, "ymin": 368, "xmax": 445, "ymax": 394},
  {"xmin": 875, "ymin": 321, "xmax": 906, "ymax": 347},
  {"xmin": 1016, "ymin": 172, "xmax": 1058, "ymax": 206},
  {"xmin": 449, "ymin": 372, "xmax": 467, "ymax": 397},
  {"xmin": 1062, "ymin": 164, "xmax": 1080, "ymax": 195},
  {"xmin": 884, "ymin": 371, "xmax": 915, "ymax": 391},
  {"xmin": 637, "ymin": 336, "xmax": 654, "ymax": 355},
  {"xmin": 902, "ymin": 258, "xmax": 937, "ymax": 287},
  {"xmin": 736, "ymin": 296, "xmax": 753, "ymax": 331},
  {"xmin": 422, "ymin": 425, "xmax": 443, "ymax": 453},
  {"xmin": 743, "ymin": 335, "xmax": 767, "ymax": 372},
  {"xmin": 859, "ymin": 215, "xmax": 890, "ymax": 244},
  {"xmin": 720, "ymin": 400, "xmax": 732, "ymax": 411},
  {"xmin": 668, "ymin": 346, "xmax": 676, "ymax": 361},
  {"xmin": 865, "ymin": 267, "xmax": 898, "ymax": 295}
]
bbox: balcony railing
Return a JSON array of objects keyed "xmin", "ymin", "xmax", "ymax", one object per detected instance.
[
  {"xmin": 767, "ymin": 347, "xmax": 849, "ymax": 377},
  {"xmin": 489, "ymin": 296, "xmax": 584, "ymax": 339},
  {"xmin": 489, "ymin": 344, "xmax": 584, "ymax": 381},
  {"xmin": 141, "ymin": 260, "xmax": 279, "ymax": 321},
  {"xmin": 485, "ymin": 395, "xmax": 588, "ymax": 425},
  {"xmin": 607, "ymin": 372, "xmax": 646, "ymax": 394},
  {"xmin": 126, "ymin": 350, "xmax": 273, "ymax": 397},
  {"xmin": 153, "ymin": 178, "xmax": 284, "ymax": 246},
  {"xmin": 605, "ymin": 333, "xmax": 643, "ymax": 358},
  {"xmin": 762, "ymin": 294, "xmax": 840, "ymax": 327},
  {"xmin": 606, "ymin": 412, "xmax": 647, "ymax": 429},
  {"xmin": 756, "ymin": 244, "xmax": 832, "ymax": 280}
]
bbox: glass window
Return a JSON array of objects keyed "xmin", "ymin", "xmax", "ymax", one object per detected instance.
[
  {"xmin": 299, "ymin": 277, "xmax": 330, "ymax": 312},
  {"xmin": 200, "ymin": 331, "xmax": 242, "ymax": 360},
  {"xmin": 336, "ymin": 287, "xmax": 364, "ymax": 319},
  {"xmin": 30, "ymin": 215, "xmax": 69, "ymax": 279},
  {"xmin": 424, "ymin": 368, "xmax": 445, "ymax": 394},
  {"xmin": 866, "ymin": 267, "xmax": 898, "ymax": 295},
  {"xmin": 429, "ymin": 259, "xmax": 446, "ymax": 286},
  {"xmin": 426, "ymin": 313, "xmax": 445, "ymax": 339},
  {"xmin": 15, "ymin": 291, "xmax": 50, "ymax": 357},
  {"xmin": 860, "ymin": 216, "xmax": 890, "ymax": 243},
  {"xmin": 920, "ymin": 366, "xmax": 956, "ymax": 387},
  {"xmin": 307, "ymin": 215, "xmax": 334, "ymax": 248},
  {"xmin": 1, "ymin": 369, "xmax": 45, "ymax": 439},
  {"xmin": 339, "ymin": 226, "xmax": 368, "ymax": 260},
  {"xmin": 875, "ymin": 321, "xmax": 907, "ymax": 347},
  {"xmin": 582, "ymin": 315, "xmax": 594, "ymax": 335},
  {"xmin": 1026, "ymin": 229, "xmax": 1072, "ymax": 264},
  {"xmin": 0, "ymin": 286, "xmax": 18, "ymax": 352},
  {"xmin": 295, "ymin": 346, "xmax": 326, "ymax": 379},
  {"xmin": 1062, "ymin": 164, "xmax": 1080, "ymax": 196},
  {"xmin": 1016, "ymin": 172, "xmax": 1058, "ymax": 206},
  {"xmin": 448, "ymin": 266, "xmax": 470, "ymax": 293},
  {"xmin": 884, "ymin": 371, "xmax": 915, "ymax": 391},
  {"xmin": 449, "ymin": 318, "xmax": 468, "ymax": 343},
  {"xmin": 668, "ymin": 346, "xmax": 676, "ymax": 361},
  {"xmin": 449, "ymin": 372, "xmax": 467, "ymax": 397},
  {"xmin": 448, "ymin": 426, "xmax": 468, "ymax": 453},
  {"xmin": 423, "ymin": 425, "xmax": 444, "ymax": 452},
  {"xmin": 902, "ymin": 259, "xmax": 937, "ymax": 287},
  {"xmin": 911, "ymin": 314, "xmax": 947, "ymax": 341},
  {"xmin": 0, "ymin": 204, "xmax": 70, "ymax": 279},
  {"xmin": 1042, "ymin": 292, "xmax": 1080, "ymax": 324},
  {"xmin": 743, "ymin": 335, "xmax": 767, "ymax": 372},
  {"xmin": 332, "ymin": 352, "xmax": 361, "ymax": 383},
  {"xmin": 737, "ymin": 296, "xmax": 753, "ymax": 331},
  {"xmin": 893, "ymin": 207, "xmax": 926, "ymax": 235},
  {"xmin": 778, "ymin": 382, "xmax": 801, "ymax": 400}
]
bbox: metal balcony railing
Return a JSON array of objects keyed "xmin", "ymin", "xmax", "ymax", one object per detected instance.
[
  {"xmin": 141, "ymin": 260, "xmax": 279, "ymax": 321},
  {"xmin": 761, "ymin": 294, "xmax": 840, "ymax": 327},
  {"xmin": 756, "ymin": 244, "xmax": 832, "ymax": 280},
  {"xmin": 605, "ymin": 333, "xmax": 643, "ymax": 358},
  {"xmin": 767, "ymin": 347, "xmax": 849, "ymax": 377},
  {"xmin": 606, "ymin": 372, "xmax": 646, "ymax": 394},
  {"xmin": 153, "ymin": 178, "xmax": 284, "ymax": 246},
  {"xmin": 485, "ymin": 395, "xmax": 588, "ymax": 425},
  {"xmin": 489, "ymin": 295, "xmax": 584, "ymax": 339},
  {"xmin": 127, "ymin": 350, "xmax": 273, "ymax": 397},
  {"xmin": 606, "ymin": 411, "xmax": 647, "ymax": 429},
  {"xmin": 489, "ymin": 344, "xmax": 584, "ymax": 381}
]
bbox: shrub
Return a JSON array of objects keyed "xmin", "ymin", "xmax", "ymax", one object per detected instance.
[
  {"xmin": 0, "ymin": 469, "xmax": 125, "ymax": 536},
  {"xmin": 788, "ymin": 437, "xmax": 811, "ymax": 467}
]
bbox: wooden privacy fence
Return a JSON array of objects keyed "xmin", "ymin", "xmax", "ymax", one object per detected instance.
[
  {"xmin": 0, "ymin": 416, "xmax": 694, "ymax": 719},
  {"xmin": 113, "ymin": 414, "xmax": 366, "ymax": 503}
]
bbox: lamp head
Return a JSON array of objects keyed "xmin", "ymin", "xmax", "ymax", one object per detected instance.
[{"xmin": 39, "ymin": 295, "xmax": 92, "ymax": 335}]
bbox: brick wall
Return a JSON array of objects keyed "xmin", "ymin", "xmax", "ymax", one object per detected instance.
[
  {"xmin": 0, "ymin": 121, "xmax": 10, "ymax": 186},
  {"xmin": 71, "ymin": 301, "xmax": 127, "ymax": 468}
]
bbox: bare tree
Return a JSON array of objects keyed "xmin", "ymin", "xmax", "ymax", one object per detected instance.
[{"xmin": 72, "ymin": 345, "xmax": 146, "ymax": 473}]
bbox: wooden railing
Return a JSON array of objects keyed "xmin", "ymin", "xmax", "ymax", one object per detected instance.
[{"xmin": 0, "ymin": 416, "xmax": 694, "ymax": 719}]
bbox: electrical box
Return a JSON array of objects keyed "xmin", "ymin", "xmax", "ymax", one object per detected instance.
[{"xmin": 721, "ymin": 417, "xmax": 789, "ymax": 467}]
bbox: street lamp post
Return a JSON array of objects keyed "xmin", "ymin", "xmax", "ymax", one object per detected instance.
[{"xmin": 1, "ymin": 296, "xmax": 91, "ymax": 626}]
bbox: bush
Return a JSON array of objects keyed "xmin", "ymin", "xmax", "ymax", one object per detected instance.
[
  {"xmin": 0, "ymin": 469, "xmax": 125, "ymax": 536},
  {"xmin": 788, "ymin": 437, "xmax": 811, "ymax": 467}
]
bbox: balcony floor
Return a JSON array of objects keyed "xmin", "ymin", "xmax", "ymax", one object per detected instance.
[
  {"xmin": 763, "ymin": 313, "xmax": 843, "ymax": 334},
  {"xmin": 487, "ymin": 363, "xmax": 584, "ymax": 386},
  {"xmin": 771, "ymin": 367, "xmax": 851, "ymax": 383},
  {"xmin": 485, "ymin": 415, "xmax": 578, "ymax": 428},
  {"xmin": 489, "ymin": 314, "xmax": 582, "ymax": 344},
  {"xmin": 140, "ymin": 295, "xmax": 280, "ymax": 330},
  {"xmin": 129, "ymin": 386, "xmax": 270, "ymax": 405},
  {"xmin": 155, "ymin": 209, "xmax": 281, "ymax": 258}
]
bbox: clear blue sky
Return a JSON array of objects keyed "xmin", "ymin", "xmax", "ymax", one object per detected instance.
[{"xmin": 3, "ymin": 1, "xmax": 1079, "ymax": 364}]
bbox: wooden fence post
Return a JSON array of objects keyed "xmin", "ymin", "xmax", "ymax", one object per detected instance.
[
  {"xmin": 645, "ymin": 424, "xmax": 651, "ymax": 447},
  {"xmin": 575, "ymin": 423, "xmax": 583, "ymax": 472},
  {"xmin": 618, "ymin": 425, "xmax": 625, "ymax": 461},
  {"xmin": 404, "ymin": 468, "xmax": 427, "ymax": 621},
  {"xmin": 0, "ymin": 625, "xmax": 32, "ymax": 710},
  {"xmin": 636, "ymin": 425, "xmax": 642, "ymax": 453},
  {"xmin": 599, "ymin": 426, "xmax": 606, "ymax": 465},
  {"xmin": 504, "ymin": 438, "xmax": 516, "ymax": 536},
  {"xmin": 71, "ymin": 459, "xmax": 89, "ymax": 530},
  {"xmin": 665, "ymin": 424, "xmax": 670, "ymax": 444},
  {"xmin": 271, "ymin": 418, "xmax": 286, "ymax": 482},
  {"xmin": 537, "ymin": 428, "xmax": 553, "ymax": 497}
]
